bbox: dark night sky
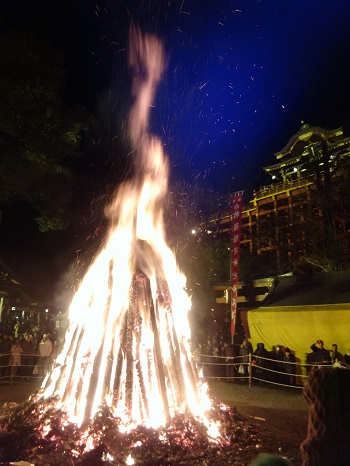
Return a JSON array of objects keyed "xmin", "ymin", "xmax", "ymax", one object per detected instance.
[{"xmin": 1, "ymin": 0, "xmax": 350, "ymax": 300}]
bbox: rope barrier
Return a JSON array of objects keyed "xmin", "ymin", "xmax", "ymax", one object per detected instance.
[
  {"xmin": 0, "ymin": 352, "xmax": 56, "ymax": 385},
  {"xmin": 193, "ymin": 352, "xmax": 350, "ymax": 388},
  {"xmin": 1, "ymin": 351, "xmax": 349, "ymax": 391}
]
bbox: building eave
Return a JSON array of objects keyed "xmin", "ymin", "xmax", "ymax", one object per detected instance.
[{"xmin": 273, "ymin": 124, "xmax": 342, "ymax": 160}]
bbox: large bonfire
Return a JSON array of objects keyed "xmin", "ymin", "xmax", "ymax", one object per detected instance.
[
  {"xmin": 0, "ymin": 28, "xmax": 265, "ymax": 466},
  {"xmin": 39, "ymin": 26, "xmax": 214, "ymax": 432}
]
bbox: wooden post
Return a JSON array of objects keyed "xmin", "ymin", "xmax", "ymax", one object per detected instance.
[{"xmin": 249, "ymin": 352, "xmax": 252, "ymax": 387}]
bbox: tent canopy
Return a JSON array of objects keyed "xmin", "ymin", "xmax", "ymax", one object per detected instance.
[
  {"xmin": 245, "ymin": 271, "xmax": 350, "ymax": 364},
  {"xmin": 247, "ymin": 304, "xmax": 350, "ymax": 364}
]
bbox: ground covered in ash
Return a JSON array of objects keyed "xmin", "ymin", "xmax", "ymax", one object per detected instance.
[{"xmin": 0, "ymin": 392, "xmax": 302, "ymax": 466}]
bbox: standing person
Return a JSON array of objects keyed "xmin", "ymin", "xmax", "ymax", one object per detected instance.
[
  {"xmin": 344, "ymin": 348, "xmax": 350, "ymax": 366},
  {"xmin": 50, "ymin": 336, "xmax": 60, "ymax": 365},
  {"xmin": 223, "ymin": 341, "xmax": 235, "ymax": 382},
  {"xmin": 10, "ymin": 338, "xmax": 23, "ymax": 377},
  {"xmin": 217, "ymin": 337, "xmax": 226, "ymax": 378},
  {"xmin": 38, "ymin": 334, "xmax": 53, "ymax": 376},
  {"xmin": 21, "ymin": 334, "xmax": 35, "ymax": 377},
  {"xmin": 203, "ymin": 337, "xmax": 213, "ymax": 378},
  {"xmin": 271, "ymin": 345, "xmax": 285, "ymax": 384},
  {"xmin": 310, "ymin": 340, "xmax": 329, "ymax": 367},
  {"xmin": 240, "ymin": 338, "xmax": 253, "ymax": 380},
  {"xmin": 0, "ymin": 334, "xmax": 12, "ymax": 378},
  {"xmin": 218, "ymin": 337, "xmax": 225, "ymax": 357},
  {"xmin": 212, "ymin": 340, "xmax": 221, "ymax": 378},
  {"xmin": 32, "ymin": 331, "xmax": 40, "ymax": 352},
  {"xmin": 330, "ymin": 343, "xmax": 343, "ymax": 366},
  {"xmin": 192, "ymin": 342, "xmax": 203, "ymax": 374},
  {"xmin": 283, "ymin": 348, "xmax": 296, "ymax": 386},
  {"xmin": 254, "ymin": 342, "xmax": 270, "ymax": 382}
]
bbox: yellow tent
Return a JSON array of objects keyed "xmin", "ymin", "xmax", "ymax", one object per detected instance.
[{"xmin": 248, "ymin": 304, "xmax": 350, "ymax": 364}]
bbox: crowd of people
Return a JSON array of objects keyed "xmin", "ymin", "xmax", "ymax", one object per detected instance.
[
  {"xmin": 192, "ymin": 337, "xmax": 350, "ymax": 386},
  {"xmin": 2, "ymin": 319, "xmax": 349, "ymax": 387},
  {"xmin": 308, "ymin": 339, "xmax": 350, "ymax": 367},
  {"xmin": 0, "ymin": 325, "xmax": 61, "ymax": 379}
]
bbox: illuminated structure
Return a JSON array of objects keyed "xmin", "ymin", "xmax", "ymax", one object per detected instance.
[{"xmin": 208, "ymin": 124, "xmax": 350, "ymax": 273}]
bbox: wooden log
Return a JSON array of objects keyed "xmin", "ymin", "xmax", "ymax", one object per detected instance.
[{"xmin": 145, "ymin": 277, "xmax": 170, "ymax": 424}]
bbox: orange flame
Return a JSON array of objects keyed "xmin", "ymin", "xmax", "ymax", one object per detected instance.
[{"xmin": 39, "ymin": 27, "xmax": 216, "ymax": 434}]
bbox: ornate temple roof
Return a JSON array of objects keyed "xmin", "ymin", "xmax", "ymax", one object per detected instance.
[
  {"xmin": 263, "ymin": 124, "xmax": 344, "ymax": 173},
  {"xmin": 274, "ymin": 124, "xmax": 342, "ymax": 158}
]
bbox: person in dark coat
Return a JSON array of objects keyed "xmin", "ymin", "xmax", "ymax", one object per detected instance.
[
  {"xmin": 330, "ymin": 344, "xmax": 343, "ymax": 366},
  {"xmin": 254, "ymin": 342, "xmax": 270, "ymax": 382},
  {"xmin": 270, "ymin": 345, "xmax": 285, "ymax": 384},
  {"xmin": 283, "ymin": 348, "xmax": 296, "ymax": 386},
  {"xmin": 310, "ymin": 340, "xmax": 329, "ymax": 367}
]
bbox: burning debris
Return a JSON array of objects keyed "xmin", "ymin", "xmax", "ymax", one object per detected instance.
[{"xmin": 0, "ymin": 397, "xmax": 265, "ymax": 465}]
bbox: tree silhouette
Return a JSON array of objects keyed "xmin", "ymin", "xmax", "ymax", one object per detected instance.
[{"xmin": 0, "ymin": 31, "xmax": 89, "ymax": 232}]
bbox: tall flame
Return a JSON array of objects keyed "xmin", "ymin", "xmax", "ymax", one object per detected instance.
[{"xmin": 40, "ymin": 28, "xmax": 213, "ymax": 430}]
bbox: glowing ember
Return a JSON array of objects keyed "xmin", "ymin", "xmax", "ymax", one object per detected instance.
[
  {"xmin": 37, "ymin": 27, "xmax": 215, "ymax": 434},
  {"xmin": 126, "ymin": 453, "xmax": 135, "ymax": 465}
]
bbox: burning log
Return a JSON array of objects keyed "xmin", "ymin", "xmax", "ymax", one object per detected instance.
[{"xmin": 144, "ymin": 276, "xmax": 170, "ymax": 424}]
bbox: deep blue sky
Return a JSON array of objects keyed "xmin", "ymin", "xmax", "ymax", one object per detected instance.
[
  {"xmin": 151, "ymin": 0, "xmax": 350, "ymax": 191},
  {"xmin": 4, "ymin": 0, "xmax": 350, "ymax": 194}
]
